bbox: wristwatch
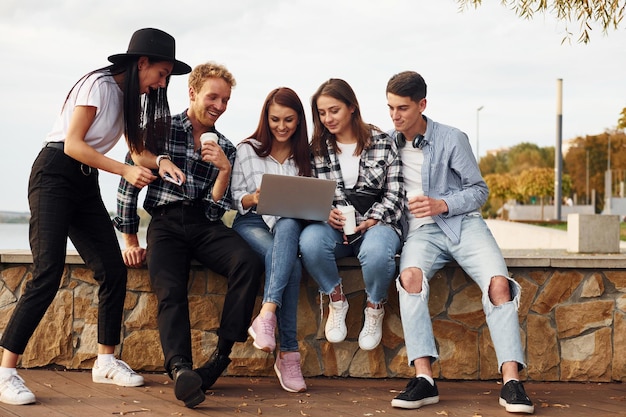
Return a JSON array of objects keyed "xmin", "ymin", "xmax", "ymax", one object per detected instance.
[{"xmin": 156, "ymin": 154, "xmax": 171, "ymax": 168}]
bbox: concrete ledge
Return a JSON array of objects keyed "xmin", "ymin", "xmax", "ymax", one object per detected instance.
[{"xmin": 4, "ymin": 249, "xmax": 626, "ymax": 269}]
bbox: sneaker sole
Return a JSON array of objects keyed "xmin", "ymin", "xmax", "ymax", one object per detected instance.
[
  {"xmin": 273, "ymin": 363, "xmax": 307, "ymax": 393},
  {"xmin": 391, "ymin": 395, "xmax": 439, "ymax": 409},
  {"xmin": 0, "ymin": 395, "xmax": 36, "ymax": 405},
  {"xmin": 499, "ymin": 397, "xmax": 535, "ymax": 414},
  {"xmin": 248, "ymin": 326, "xmax": 275, "ymax": 352},
  {"xmin": 92, "ymin": 375, "xmax": 144, "ymax": 387}
]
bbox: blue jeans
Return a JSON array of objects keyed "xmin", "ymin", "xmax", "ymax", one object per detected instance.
[
  {"xmin": 398, "ymin": 213, "xmax": 525, "ymax": 371},
  {"xmin": 299, "ymin": 222, "xmax": 401, "ymax": 304},
  {"xmin": 232, "ymin": 212, "xmax": 303, "ymax": 352}
]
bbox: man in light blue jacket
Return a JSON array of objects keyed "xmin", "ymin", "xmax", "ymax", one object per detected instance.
[{"xmin": 386, "ymin": 71, "xmax": 534, "ymax": 415}]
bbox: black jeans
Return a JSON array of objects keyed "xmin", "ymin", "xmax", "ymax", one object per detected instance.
[
  {"xmin": 146, "ymin": 202, "xmax": 262, "ymax": 372},
  {"xmin": 1, "ymin": 145, "xmax": 127, "ymax": 354}
]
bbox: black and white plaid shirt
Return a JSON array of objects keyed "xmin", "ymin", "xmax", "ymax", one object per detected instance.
[
  {"xmin": 311, "ymin": 128, "xmax": 404, "ymax": 236},
  {"xmin": 113, "ymin": 110, "xmax": 235, "ymax": 234}
]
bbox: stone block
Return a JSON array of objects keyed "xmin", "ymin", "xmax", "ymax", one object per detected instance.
[
  {"xmin": 526, "ymin": 314, "xmax": 559, "ymax": 381},
  {"xmin": 567, "ymin": 214, "xmax": 620, "ymax": 253}
]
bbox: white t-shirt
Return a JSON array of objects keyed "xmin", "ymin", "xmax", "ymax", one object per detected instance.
[
  {"xmin": 45, "ymin": 72, "xmax": 124, "ymax": 154},
  {"xmin": 336, "ymin": 142, "xmax": 359, "ymax": 189},
  {"xmin": 400, "ymin": 144, "xmax": 435, "ymax": 234}
]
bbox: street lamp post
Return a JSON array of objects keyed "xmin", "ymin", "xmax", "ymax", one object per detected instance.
[
  {"xmin": 606, "ymin": 135, "xmax": 612, "ymax": 213},
  {"xmin": 476, "ymin": 106, "xmax": 484, "ymax": 161},
  {"xmin": 586, "ymin": 150, "xmax": 590, "ymax": 205}
]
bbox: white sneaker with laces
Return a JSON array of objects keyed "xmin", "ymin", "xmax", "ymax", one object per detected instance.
[
  {"xmin": 358, "ymin": 306, "xmax": 385, "ymax": 350},
  {"xmin": 0, "ymin": 373, "xmax": 36, "ymax": 405},
  {"xmin": 325, "ymin": 299, "xmax": 349, "ymax": 343},
  {"xmin": 92, "ymin": 359, "xmax": 144, "ymax": 387}
]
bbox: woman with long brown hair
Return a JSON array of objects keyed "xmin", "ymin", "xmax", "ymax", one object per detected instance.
[
  {"xmin": 231, "ymin": 87, "xmax": 310, "ymax": 393},
  {"xmin": 300, "ymin": 78, "xmax": 403, "ymax": 352}
]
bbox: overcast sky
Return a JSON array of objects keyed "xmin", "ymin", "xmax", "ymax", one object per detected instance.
[{"xmin": 1, "ymin": 0, "xmax": 624, "ymax": 213}]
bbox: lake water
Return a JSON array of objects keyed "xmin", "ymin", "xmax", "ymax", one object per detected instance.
[{"xmin": 0, "ymin": 223, "xmax": 147, "ymax": 251}]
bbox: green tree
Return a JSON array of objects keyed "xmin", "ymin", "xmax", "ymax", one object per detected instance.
[
  {"xmin": 480, "ymin": 151, "xmax": 509, "ymax": 175},
  {"xmin": 563, "ymin": 131, "xmax": 626, "ymax": 212},
  {"xmin": 516, "ymin": 167, "xmax": 572, "ymax": 219},
  {"xmin": 507, "ymin": 142, "xmax": 554, "ymax": 175},
  {"xmin": 456, "ymin": 0, "xmax": 625, "ymax": 43},
  {"xmin": 479, "ymin": 142, "xmax": 554, "ymax": 176},
  {"xmin": 618, "ymin": 108, "xmax": 626, "ymax": 130},
  {"xmin": 484, "ymin": 173, "xmax": 520, "ymax": 218}
]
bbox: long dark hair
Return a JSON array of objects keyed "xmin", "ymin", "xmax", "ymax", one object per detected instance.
[
  {"xmin": 243, "ymin": 87, "xmax": 311, "ymax": 177},
  {"xmin": 62, "ymin": 56, "xmax": 171, "ymax": 155},
  {"xmin": 310, "ymin": 78, "xmax": 373, "ymax": 158}
]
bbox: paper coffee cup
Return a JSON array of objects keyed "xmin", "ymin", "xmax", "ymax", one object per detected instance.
[
  {"xmin": 338, "ymin": 205, "xmax": 357, "ymax": 235},
  {"xmin": 200, "ymin": 132, "xmax": 218, "ymax": 145},
  {"xmin": 407, "ymin": 189, "xmax": 424, "ymax": 200}
]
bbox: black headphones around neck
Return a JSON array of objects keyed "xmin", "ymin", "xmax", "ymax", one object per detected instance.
[
  {"xmin": 413, "ymin": 134, "xmax": 426, "ymax": 149},
  {"xmin": 397, "ymin": 132, "xmax": 426, "ymax": 149}
]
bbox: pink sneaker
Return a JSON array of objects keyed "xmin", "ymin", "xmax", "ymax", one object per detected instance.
[
  {"xmin": 274, "ymin": 352, "xmax": 307, "ymax": 393},
  {"xmin": 248, "ymin": 311, "xmax": 277, "ymax": 352}
]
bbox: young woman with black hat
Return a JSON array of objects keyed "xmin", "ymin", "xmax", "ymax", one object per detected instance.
[{"xmin": 0, "ymin": 28, "xmax": 190, "ymax": 406}]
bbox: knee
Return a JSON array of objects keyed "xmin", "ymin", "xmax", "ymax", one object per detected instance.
[
  {"xmin": 488, "ymin": 275, "xmax": 512, "ymax": 306},
  {"xmin": 299, "ymin": 226, "xmax": 329, "ymax": 255},
  {"xmin": 399, "ymin": 267, "xmax": 424, "ymax": 294}
]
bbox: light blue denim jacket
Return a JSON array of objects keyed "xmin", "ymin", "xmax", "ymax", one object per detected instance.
[{"xmin": 391, "ymin": 115, "xmax": 488, "ymax": 244}]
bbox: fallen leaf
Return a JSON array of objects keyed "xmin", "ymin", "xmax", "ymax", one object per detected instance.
[
  {"xmin": 257, "ymin": 407, "xmax": 262, "ymax": 414},
  {"xmin": 300, "ymin": 410, "xmax": 310, "ymax": 416},
  {"xmin": 435, "ymin": 411, "xmax": 448, "ymax": 416},
  {"xmin": 274, "ymin": 404, "xmax": 287, "ymax": 407}
]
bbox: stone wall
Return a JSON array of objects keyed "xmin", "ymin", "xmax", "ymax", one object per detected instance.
[{"xmin": 0, "ymin": 251, "xmax": 625, "ymax": 382}]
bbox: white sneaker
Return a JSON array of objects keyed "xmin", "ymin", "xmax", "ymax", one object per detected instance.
[
  {"xmin": 325, "ymin": 299, "xmax": 349, "ymax": 343},
  {"xmin": 92, "ymin": 359, "xmax": 144, "ymax": 387},
  {"xmin": 0, "ymin": 373, "xmax": 36, "ymax": 405},
  {"xmin": 358, "ymin": 307, "xmax": 385, "ymax": 350}
]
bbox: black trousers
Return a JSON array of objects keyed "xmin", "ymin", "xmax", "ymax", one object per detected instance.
[
  {"xmin": 146, "ymin": 202, "xmax": 262, "ymax": 372},
  {"xmin": 1, "ymin": 145, "xmax": 127, "ymax": 354}
]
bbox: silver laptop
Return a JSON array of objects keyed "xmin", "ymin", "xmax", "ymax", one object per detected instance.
[{"xmin": 256, "ymin": 174, "xmax": 336, "ymax": 221}]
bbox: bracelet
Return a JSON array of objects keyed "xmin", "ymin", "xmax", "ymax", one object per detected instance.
[{"xmin": 156, "ymin": 154, "xmax": 171, "ymax": 168}]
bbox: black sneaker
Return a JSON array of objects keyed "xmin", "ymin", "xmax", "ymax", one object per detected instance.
[
  {"xmin": 391, "ymin": 377, "xmax": 439, "ymax": 409},
  {"xmin": 171, "ymin": 362, "xmax": 205, "ymax": 409},
  {"xmin": 499, "ymin": 380, "xmax": 534, "ymax": 414},
  {"xmin": 194, "ymin": 351, "xmax": 232, "ymax": 391}
]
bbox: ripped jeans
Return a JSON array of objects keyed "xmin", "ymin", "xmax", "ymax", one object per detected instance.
[{"xmin": 398, "ymin": 214, "xmax": 525, "ymax": 371}]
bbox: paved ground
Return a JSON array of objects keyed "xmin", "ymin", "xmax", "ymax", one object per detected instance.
[{"xmin": 485, "ymin": 219, "xmax": 626, "ymax": 251}]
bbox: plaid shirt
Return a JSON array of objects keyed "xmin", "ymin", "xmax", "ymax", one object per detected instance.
[
  {"xmin": 113, "ymin": 110, "xmax": 236, "ymax": 234},
  {"xmin": 312, "ymin": 128, "xmax": 404, "ymax": 236}
]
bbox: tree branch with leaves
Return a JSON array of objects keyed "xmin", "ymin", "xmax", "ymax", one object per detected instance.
[{"xmin": 456, "ymin": 0, "xmax": 625, "ymax": 43}]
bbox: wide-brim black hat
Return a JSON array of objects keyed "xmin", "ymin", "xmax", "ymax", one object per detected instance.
[{"xmin": 108, "ymin": 28, "xmax": 191, "ymax": 75}]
